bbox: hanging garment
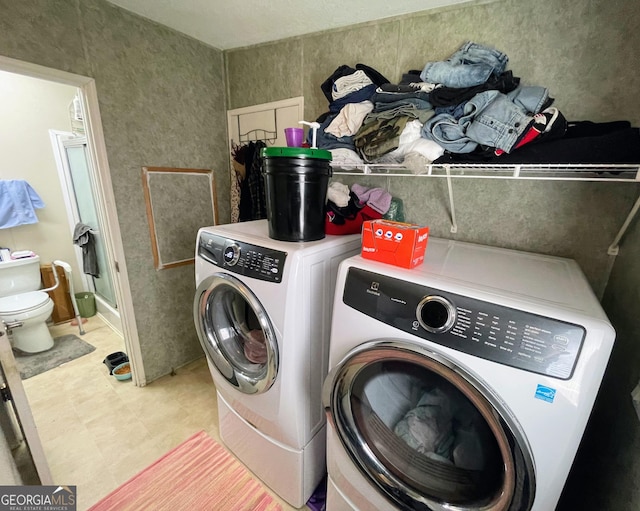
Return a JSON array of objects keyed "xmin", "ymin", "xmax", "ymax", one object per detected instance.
[
  {"xmin": 238, "ymin": 140, "xmax": 267, "ymax": 221},
  {"xmin": 247, "ymin": 140, "xmax": 267, "ymax": 220},
  {"xmin": 73, "ymin": 222, "xmax": 100, "ymax": 277},
  {"xmin": 230, "ymin": 144, "xmax": 248, "ymax": 223},
  {"xmin": 230, "ymin": 161, "xmax": 243, "ymax": 223},
  {"xmin": 0, "ymin": 179, "xmax": 45, "ymax": 229}
]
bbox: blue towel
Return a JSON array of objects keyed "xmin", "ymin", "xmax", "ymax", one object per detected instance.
[{"xmin": 0, "ymin": 180, "xmax": 45, "ymax": 229}]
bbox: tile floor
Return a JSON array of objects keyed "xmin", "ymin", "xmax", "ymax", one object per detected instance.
[{"xmin": 18, "ymin": 316, "xmax": 303, "ymax": 511}]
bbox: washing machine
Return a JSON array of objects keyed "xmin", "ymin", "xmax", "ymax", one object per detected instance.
[
  {"xmin": 193, "ymin": 219, "xmax": 360, "ymax": 508},
  {"xmin": 323, "ymin": 237, "xmax": 615, "ymax": 511}
]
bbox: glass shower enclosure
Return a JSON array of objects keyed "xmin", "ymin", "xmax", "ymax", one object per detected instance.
[
  {"xmin": 53, "ymin": 133, "xmax": 121, "ymax": 334},
  {"xmin": 64, "ymin": 140, "xmax": 116, "ymax": 305}
]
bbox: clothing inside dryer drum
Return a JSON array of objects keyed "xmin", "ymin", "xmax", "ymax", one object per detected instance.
[
  {"xmin": 210, "ymin": 285, "xmax": 268, "ymax": 372},
  {"xmin": 350, "ymin": 360, "xmax": 504, "ymax": 504}
]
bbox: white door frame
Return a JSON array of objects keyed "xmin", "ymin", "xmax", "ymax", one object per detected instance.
[
  {"xmin": 0, "ymin": 55, "xmax": 145, "ymax": 386},
  {"xmin": 0, "ymin": 322, "xmax": 52, "ymax": 484}
]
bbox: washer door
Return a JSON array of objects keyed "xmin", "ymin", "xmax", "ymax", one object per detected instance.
[
  {"xmin": 323, "ymin": 339, "xmax": 535, "ymax": 511},
  {"xmin": 194, "ymin": 273, "xmax": 278, "ymax": 394}
]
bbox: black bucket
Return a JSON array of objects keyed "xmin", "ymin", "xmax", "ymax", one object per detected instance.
[{"xmin": 262, "ymin": 147, "xmax": 332, "ymax": 242}]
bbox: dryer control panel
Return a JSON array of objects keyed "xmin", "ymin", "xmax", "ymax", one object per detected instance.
[
  {"xmin": 197, "ymin": 232, "xmax": 286, "ymax": 283},
  {"xmin": 343, "ymin": 268, "xmax": 585, "ymax": 380}
]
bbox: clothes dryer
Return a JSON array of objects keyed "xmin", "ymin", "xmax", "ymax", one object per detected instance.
[
  {"xmin": 193, "ymin": 220, "xmax": 360, "ymax": 508},
  {"xmin": 323, "ymin": 238, "xmax": 615, "ymax": 511}
]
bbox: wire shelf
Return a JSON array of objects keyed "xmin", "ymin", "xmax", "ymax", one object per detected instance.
[{"xmin": 331, "ymin": 163, "xmax": 640, "ymax": 182}]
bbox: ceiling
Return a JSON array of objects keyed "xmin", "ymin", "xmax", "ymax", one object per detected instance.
[{"xmin": 106, "ymin": 0, "xmax": 475, "ymax": 50}]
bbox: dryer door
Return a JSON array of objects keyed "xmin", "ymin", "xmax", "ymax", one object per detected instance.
[
  {"xmin": 323, "ymin": 339, "xmax": 536, "ymax": 511},
  {"xmin": 194, "ymin": 273, "xmax": 278, "ymax": 394}
]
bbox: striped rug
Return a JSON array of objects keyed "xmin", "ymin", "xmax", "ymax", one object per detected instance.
[{"xmin": 88, "ymin": 430, "xmax": 283, "ymax": 511}]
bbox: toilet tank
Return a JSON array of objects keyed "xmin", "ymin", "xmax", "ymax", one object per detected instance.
[{"xmin": 0, "ymin": 256, "xmax": 42, "ymax": 298}]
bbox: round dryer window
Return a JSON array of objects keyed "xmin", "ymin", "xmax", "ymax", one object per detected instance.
[
  {"xmin": 324, "ymin": 340, "xmax": 536, "ymax": 511},
  {"xmin": 194, "ymin": 273, "xmax": 279, "ymax": 394}
]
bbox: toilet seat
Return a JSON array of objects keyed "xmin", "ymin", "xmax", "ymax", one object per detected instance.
[{"xmin": 0, "ymin": 291, "xmax": 51, "ymax": 314}]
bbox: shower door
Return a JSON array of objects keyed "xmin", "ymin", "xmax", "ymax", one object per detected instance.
[{"xmin": 63, "ymin": 138, "xmax": 117, "ymax": 309}]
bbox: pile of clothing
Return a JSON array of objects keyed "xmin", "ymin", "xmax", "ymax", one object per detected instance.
[
  {"xmin": 316, "ymin": 63, "xmax": 446, "ymax": 171},
  {"xmin": 316, "ymin": 41, "xmax": 640, "ymax": 168},
  {"xmin": 325, "ymin": 183, "xmax": 393, "ymax": 235},
  {"xmin": 415, "ymin": 41, "xmax": 565, "ymax": 157}
]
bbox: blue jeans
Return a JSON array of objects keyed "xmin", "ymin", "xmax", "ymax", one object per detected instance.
[
  {"xmin": 420, "ymin": 41, "xmax": 508, "ymax": 88},
  {"xmin": 422, "ymin": 90, "xmax": 534, "ymax": 153}
]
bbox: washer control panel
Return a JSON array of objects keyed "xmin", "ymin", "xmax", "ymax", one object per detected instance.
[
  {"xmin": 198, "ymin": 232, "xmax": 286, "ymax": 283},
  {"xmin": 343, "ymin": 267, "xmax": 585, "ymax": 380}
]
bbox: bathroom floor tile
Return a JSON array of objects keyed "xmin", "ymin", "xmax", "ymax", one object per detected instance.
[{"xmin": 16, "ymin": 316, "xmax": 303, "ymax": 510}]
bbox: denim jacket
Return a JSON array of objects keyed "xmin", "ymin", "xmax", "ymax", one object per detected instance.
[{"xmin": 422, "ymin": 87, "xmax": 549, "ymax": 153}]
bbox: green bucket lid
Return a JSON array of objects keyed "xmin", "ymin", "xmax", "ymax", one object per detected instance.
[{"xmin": 261, "ymin": 146, "xmax": 332, "ymax": 161}]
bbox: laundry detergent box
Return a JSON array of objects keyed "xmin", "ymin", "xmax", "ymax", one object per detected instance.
[{"xmin": 361, "ymin": 220, "xmax": 429, "ymax": 269}]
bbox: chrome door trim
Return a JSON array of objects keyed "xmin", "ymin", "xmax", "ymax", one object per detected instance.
[
  {"xmin": 323, "ymin": 339, "xmax": 536, "ymax": 511},
  {"xmin": 194, "ymin": 273, "xmax": 278, "ymax": 394}
]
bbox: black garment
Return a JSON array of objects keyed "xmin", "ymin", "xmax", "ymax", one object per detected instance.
[
  {"xmin": 247, "ymin": 140, "xmax": 267, "ymax": 220},
  {"xmin": 321, "ymin": 63, "xmax": 390, "ymax": 102},
  {"xmin": 429, "ymin": 71, "xmax": 521, "ymax": 107},
  {"xmin": 238, "ymin": 140, "xmax": 268, "ymax": 222},
  {"xmin": 238, "ymin": 143, "xmax": 254, "ymax": 221},
  {"xmin": 399, "ymin": 70, "xmax": 423, "ymax": 85},
  {"xmin": 378, "ymin": 83, "xmax": 422, "ymax": 93},
  {"xmin": 434, "ymin": 123, "xmax": 640, "ymax": 164},
  {"xmin": 563, "ymin": 120, "xmax": 631, "ymax": 138}
]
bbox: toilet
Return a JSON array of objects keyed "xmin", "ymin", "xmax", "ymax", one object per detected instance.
[{"xmin": 0, "ymin": 255, "xmax": 55, "ymax": 353}]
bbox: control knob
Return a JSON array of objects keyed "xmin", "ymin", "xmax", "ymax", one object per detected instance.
[
  {"xmin": 223, "ymin": 243, "xmax": 241, "ymax": 266},
  {"xmin": 416, "ymin": 295, "xmax": 456, "ymax": 333}
]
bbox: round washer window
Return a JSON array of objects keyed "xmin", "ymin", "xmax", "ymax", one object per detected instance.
[
  {"xmin": 194, "ymin": 273, "xmax": 278, "ymax": 394},
  {"xmin": 325, "ymin": 340, "xmax": 535, "ymax": 510}
]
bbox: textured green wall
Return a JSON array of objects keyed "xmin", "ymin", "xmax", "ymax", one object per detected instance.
[
  {"xmin": 0, "ymin": 0, "xmax": 228, "ymax": 382},
  {"xmin": 226, "ymin": 0, "xmax": 640, "ymax": 509}
]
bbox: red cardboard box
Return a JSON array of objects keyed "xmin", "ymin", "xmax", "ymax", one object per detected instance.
[{"xmin": 361, "ymin": 220, "xmax": 429, "ymax": 269}]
